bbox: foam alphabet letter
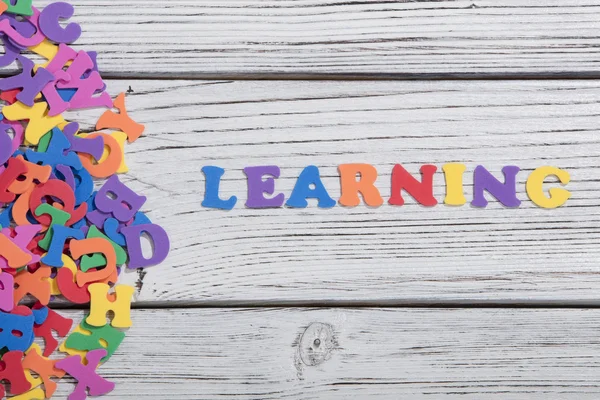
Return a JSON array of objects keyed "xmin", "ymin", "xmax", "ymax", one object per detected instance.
[
  {"xmin": 1, "ymin": 0, "xmax": 33, "ymax": 16},
  {"xmin": 96, "ymin": 92, "xmax": 145, "ymax": 143},
  {"xmin": 54, "ymin": 50, "xmax": 112, "ymax": 111},
  {"xmin": 0, "ymin": 156, "xmax": 28, "ymax": 203},
  {"xmin": 30, "ymin": 179, "xmax": 88, "ymax": 226},
  {"xmin": 65, "ymin": 319, "xmax": 126, "ymax": 362},
  {"xmin": 86, "ymin": 283, "xmax": 135, "ymax": 328},
  {"xmin": 22, "ymin": 343, "xmax": 65, "ymax": 398},
  {"xmin": 2, "ymin": 101, "xmax": 65, "ymax": 145},
  {"xmin": 80, "ymin": 226, "xmax": 127, "ymax": 270},
  {"xmin": 41, "ymin": 225, "xmax": 84, "ymax": 267},
  {"xmin": 94, "ymin": 175, "xmax": 146, "ymax": 222},
  {"xmin": 442, "ymin": 163, "xmax": 467, "ymax": 206},
  {"xmin": 0, "ymin": 123, "xmax": 13, "ymax": 166},
  {"xmin": 70, "ymin": 238, "xmax": 117, "ymax": 286},
  {"xmin": 103, "ymin": 211, "xmax": 149, "ymax": 247},
  {"xmin": 0, "ymin": 225, "xmax": 43, "ymax": 269},
  {"xmin": 201, "ymin": 166, "xmax": 237, "ymax": 210},
  {"xmin": 55, "ymin": 349, "xmax": 115, "ymax": 399},
  {"xmin": 0, "ymin": 232, "xmax": 32, "ymax": 269},
  {"xmin": 38, "ymin": 1, "xmax": 81, "ymax": 44},
  {"xmin": 0, "ymin": 351, "xmax": 31, "ymax": 398},
  {"xmin": 0, "ymin": 34, "xmax": 20, "ymax": 68},
  {"xmin": 0, "ymin": 57, "xmax": 53, "ymax": 107},
  {"xmin": 285, "ymin": 165, "xmax": 335, "ymax": 208},
  {"xmin": 8, "ymin": 157, "xmax": 52, "ymax": 195},
  {"xmin": 25, "ymin": 127, "xmax": 82, "ymax": 170},
  {"xmin": 526, "ymin": 166, "xmax": 571, "ymax": 209},
  {"xmin": 56, "ymin": 260, "xmax": 92, "ymax": 304},
  {"xmin": 62, "ymin": 122, "xmax": 105, "ymax": 160},
  {"xmin": 0, "ymin": 7, "xmax": 43, "ymax": 46},
  {"xmin": 13, "ymin": 267, "xmax": 52, "ymax": 305},
  {"xmin": 33, "ymin": 307, "xmax": 73, "ymax": 356},
  {"xmin": 78, "ymin": 132, "xmax": 123, "ymax": 178},
  {"xmin": 471, "ymin": 165, "xmax": 521, "ymax": 208},
  {"xmin": 36, "ymin": 204, "xmax": 72, "ymax": 250},
  {"xmin": 0, "ymin": 310, "xmax": 35, "ymax": 351},
  {"xmin": 244, "ymin": 165, "xmax": 285, "ymax": 208},
  {"xmin": 0, "ymin": 272, "xmax": 14, "ymax": 312},
  {"xmin": 338, "ymin": 164, "xmax": 383, "ymax": 207},
  {"xmin": 389, "ymin": 164, "xmax": 437, "ymax": 206},
  {"xmin": 10, "ymin": 387, "xmax": 46, "ymax": 400},
  {"xmin": 121, "ymin": 223, "xmax": 170, "ymax": 269}
]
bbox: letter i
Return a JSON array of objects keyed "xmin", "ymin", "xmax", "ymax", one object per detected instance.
[{"xmin": 442, "ymin": 163, "xmax": 467, "ymax": 205}]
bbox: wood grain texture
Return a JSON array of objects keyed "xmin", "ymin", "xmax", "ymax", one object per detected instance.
[
  {"xmin": 63, "ymin": 79, "xmax": 600, "ymax": 306},
  {"xmin": 50, "ymin": 307, "xmax": 600, "ymax": 399},
  {"xmin": 19, "ymin": 0, "xmax": 600, "ymax": 78}
]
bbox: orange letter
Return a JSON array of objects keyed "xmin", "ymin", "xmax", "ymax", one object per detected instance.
[
  {"xmin": 78, "ymin": 132, "xmax": 123, "ymax": 178},
  {"xmin": 70, "ymin": 238, "xmax": 117, "ymax": 287},
  {"xmin": 338, "ymin": 164, "xmax": 383, "ymax": 207},
  {"xmin": 96, "ymin": 93, "xmax": 144, "ymax": 143}
]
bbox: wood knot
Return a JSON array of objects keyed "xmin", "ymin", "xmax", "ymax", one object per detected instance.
[{"xmin": 298, "ymin": 322, "xmax": 335, "ymax": 366}]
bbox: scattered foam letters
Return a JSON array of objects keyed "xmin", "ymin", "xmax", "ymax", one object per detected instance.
[{"xmin": 0, "ymin": 0, "xmax": 170, "ymax": 397}]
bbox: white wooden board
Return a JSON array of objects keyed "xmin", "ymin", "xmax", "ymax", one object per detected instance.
[
  {"xmin": 62, "ymin": 79, "xmax": 600, "ymax": 305},
  {"xmin": 4, "ymin": 2, "xmax": 600, "ymax": 398},
  {"xmin": 47, "ymin": 307, "xmax": 600, "ymax": 399},
  {"xmin": 18, "ymin": 0, "xmax": 600, "ymax": 77}
]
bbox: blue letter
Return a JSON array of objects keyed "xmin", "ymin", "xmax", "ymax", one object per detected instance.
[
  {"xmin": 41, "ymin": 226, "xmax": 85, "ymax": 267},
  {"xmin": 202, "ymin": 166, "xmax": 237, "ymax": 210},
  {"xmin": 286, "ymin": 166, "xmax": 336, "ymax": 208}
]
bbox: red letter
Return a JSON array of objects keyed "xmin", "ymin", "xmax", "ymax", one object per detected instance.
[{"xmin": 389, "ymin": 164, "xmax": 437, "ymax": 206}]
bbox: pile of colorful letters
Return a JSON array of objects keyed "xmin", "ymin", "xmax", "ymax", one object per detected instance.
[{"xmin": 0, "ymin": 0, "xmax": 170, "ymax": 398}]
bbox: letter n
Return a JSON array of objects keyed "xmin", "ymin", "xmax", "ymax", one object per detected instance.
[{"xmin": 389, "ymin": 164, "xmax": 437, "ymax": 206}]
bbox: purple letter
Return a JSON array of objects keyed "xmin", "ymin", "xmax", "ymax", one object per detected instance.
[
  {"xmin": 0, "ymin": 272, "xmax": 14, "ymax": 312},
  {"xmin": 471, "ymin": 165, "xmax": 521, "ymax": 208},
  {"xmin": 122, "ymin": 224, "xmax": 170, "ymax": 269},
  {"xmin": 243, "ymin": 166, "xmax": 285, "ymax": 208}
]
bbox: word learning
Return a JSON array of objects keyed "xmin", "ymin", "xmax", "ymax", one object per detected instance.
[{"xmin": 202, "ymin": 164, "xmax": 571, "ymax": 210}]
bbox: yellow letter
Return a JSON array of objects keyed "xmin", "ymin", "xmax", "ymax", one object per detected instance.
[
  {"xmin": 87, "ymin": 283, "xmax": 135, "ymax": 328},
  {"xmin": 442, "ymin": 163, "xmax": 467, "ymax": 205},
  {"xmin": 3, "ymin": 101, "xmax": 64, "ymax": 145},
  {"xmin": 526, "ymin": 166, "xmax": 571, "ymax": 209}
]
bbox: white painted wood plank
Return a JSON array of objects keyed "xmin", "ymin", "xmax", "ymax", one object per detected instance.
[
  {"xmin": 63, "ymin": 79, "xmax": 600, "ymax": 305},
  {"xmin": 18, "ymin": 0, "xmax": 600, "ymax": 77},
  {"xmin": 48, "ymin": 308, "xmax": 600, "ymax": 399}
]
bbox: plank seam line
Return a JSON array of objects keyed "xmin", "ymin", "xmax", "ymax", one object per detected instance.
[
  {"xmin": 46, "ymin": 302, "xmax": 600, "ymax": 310},
  {"xmin": 6, "ymin": 72, "xmax": 600, "ymax": 81}
]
